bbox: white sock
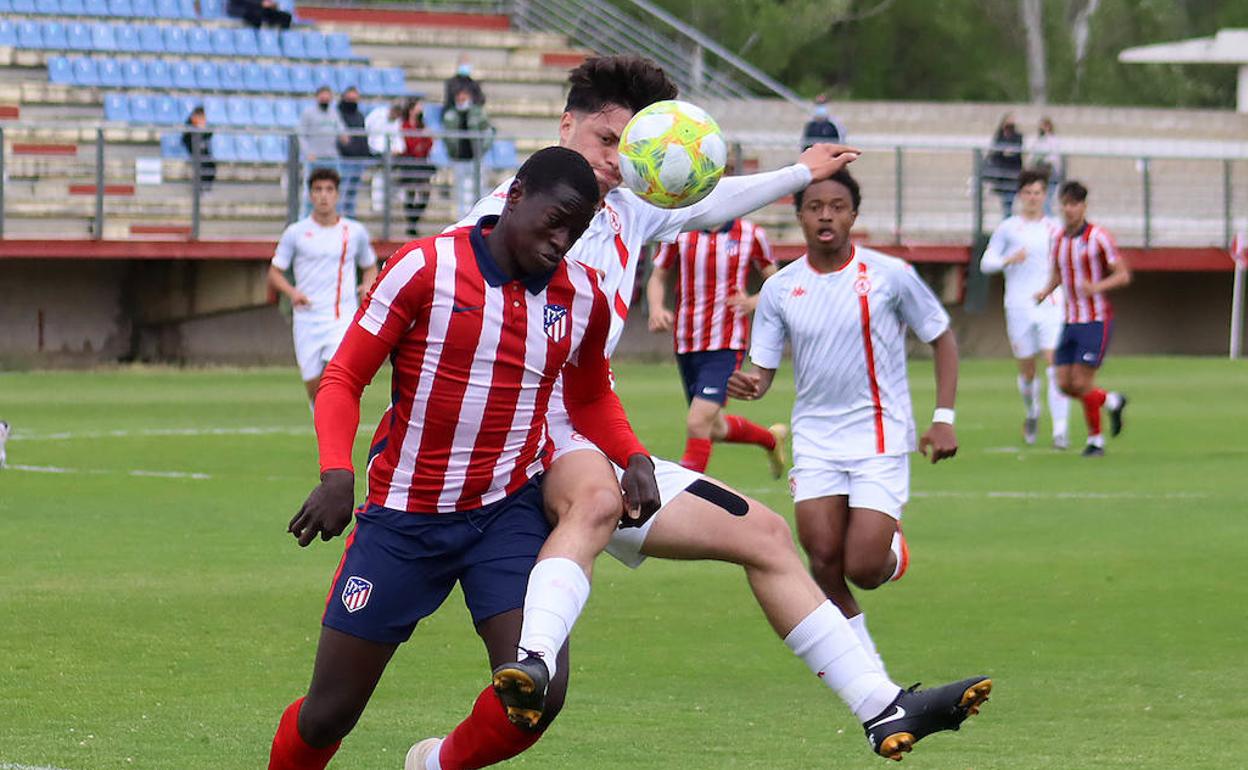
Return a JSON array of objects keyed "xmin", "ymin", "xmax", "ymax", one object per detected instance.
[
  {"xmin": 888, "ymin": 529, "xmax": 905, "ymax": 581},
  {"xmin": 1017, "ymin": 375, "xmax": 1039, "ymax": 419},
  {"xmin": 1046, "ymin": 366, "xmax": 1068, "ymax": 438},
  {"xmin": 1088, "ymin": 433, "xmax": 1105, "ymax": 448},
  {"xmin": 847, "ymin": 612, "xmax": 888, "ymax": 676},
  {"xmin": 516, "ymin": 557, "xmax": 590, "ymax": 679},
  {"xmin": 784, "ymin": 601, "xmax": 901, "ymax": 722},
  {"xmin": 1105, "ymin": 391, "xmax": 1123, "ymax": 410}
]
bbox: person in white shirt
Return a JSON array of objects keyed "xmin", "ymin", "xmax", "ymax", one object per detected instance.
[
  {"xmin": 364, "ymin": 100, "xmax": 404, "ymax": 214},
  {"xmin": 728, "ymin": 170, "xmax": 960, "ymax": 673},
  {"xmin": 268, "ymin": 167, "xmax": 378, "ymax": 404},
  {"xmin": 980, "ymin": 169, "xmax": 1069, "ymax": 448}
]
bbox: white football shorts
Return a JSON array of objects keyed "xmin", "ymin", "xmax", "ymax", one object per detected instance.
[
  {"xmin": 1005, "ymin": 303, "xmax": 1063, "ymax": 359},
  {"xmin": 292, "ymin": 316, "xmax": 352, "ymax": 381},
  {"xmin": 788, "ymin": 453, "xmax": 910, "ymax": 519},
  {"xmin": 605, "ymin": 456, "xmax": 701, "ymax": 569}
]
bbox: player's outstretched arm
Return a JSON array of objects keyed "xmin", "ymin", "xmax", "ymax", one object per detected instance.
[{"xmin": 918, "ymin": 330, "xmax": 959, "ymax": 465}]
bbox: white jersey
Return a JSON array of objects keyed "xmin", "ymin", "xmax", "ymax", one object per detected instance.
[
  {"xmin": 273, "ymin": 216, "xmax": 378, "ymax": 323},
  {"xmin": 750, "ymin": 246, "xmax": 950, "ymax": 461},
  {"xmin": 980, "ymin": 215, "xmax": 1063, "ymax": 311}
]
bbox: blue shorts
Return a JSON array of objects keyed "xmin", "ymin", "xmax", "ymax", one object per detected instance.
[
  {"xmin": 322, "ymin": 477, "xmax": 550, "ymax": 644},
  {"xmin": 676, "ymin": 349, "xmax": 744, "ymax": 406},
  {"xmin": 1055, "ymin": 321, "xmax": 1113, "ymax": 368}
]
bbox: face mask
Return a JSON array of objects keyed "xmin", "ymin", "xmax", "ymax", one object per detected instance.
[
  {"xmin": 457, "ymin": 64, "xmax": 472, "ymax": 77},
  {"xmin": 318, "ymin": 102, "xmax": 329, "ymax": 112},
  {"xmin": 455, "ymin": 99, "xmax": 471, "ymax": 111},
  {"xmin": 341, "ymin": 101, "xmax": 358, "ymax": 113},
  {"xmin": 813, "ymin": 105, "xmax": 829, "ymax": 119}
]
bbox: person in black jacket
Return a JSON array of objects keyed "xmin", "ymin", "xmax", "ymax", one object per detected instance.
[
  {"xmin": 986, "ymin": 113, "xmax": 1024, "ymax": 217},
  {"xmin": 181, "ymin": 106, "xmax": 215, "ymax": 191},
  {"xmin": 226, "ymin": 0, "xmax": 292, "ymax": 29},
  {"xmin": 336, "ymin": 86, "xmax": 370, "ymax": 217}
]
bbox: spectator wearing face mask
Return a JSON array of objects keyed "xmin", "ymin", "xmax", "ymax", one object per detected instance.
[
  {"xmin": 298, "ymin": 85, "xmax": 348, "ymax": 214},
  {"xmin": 336, "ymin": 86, "xmax": 371, "ymax": 217},
  {"xmin": 443, "ymin": 54, "xmax": 486, "ymax": 112},
  {"xmin": 801, "ymin": 95, "xmax": 847, "ymax": 150},
  {"xmin": 443, "ymin": 87, "xmax": 494, "ymax": 217}
]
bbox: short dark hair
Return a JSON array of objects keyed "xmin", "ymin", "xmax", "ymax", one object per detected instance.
[
  {"xmin": 1059, "ymin": 180, "xmax": 1088, "ymax": 202},
  {"xmin": 564, "ymin": 56, "xmax": 678, "ymax": 115},
  {"xmin": 513, "ymin": 146, "xmax": 599, "ymax": 207},
  {"xmin": 315, "ymin": 85, "xmax": 333, "ymax": 95},
  {"xmin": 341, "ymin": 86, "xmax": 359, "ymax": 97},
  {"xmin": 1018, "ymin": 168, "xmax": 1049, "ymax": 190},
  {"xmin": 794, "ymin": 169, "xmax": 861, "ymax": 212},
  {"xmin": 308, "ymin": 166, "xmax": 340, "ymax": 191}
]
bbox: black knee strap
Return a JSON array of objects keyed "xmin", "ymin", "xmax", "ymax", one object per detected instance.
[{"xmin": 686, "ymin": 479, "xmax": 749, "ymax": 517}]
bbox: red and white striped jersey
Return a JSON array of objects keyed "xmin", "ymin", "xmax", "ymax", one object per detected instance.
[
  {"xmin": 315, "ymin": 218, "xmax": 636, "ymax": 514},
  {"xmin": 653, "ymin": 219, "xmax": 775, "ymax": 354},
  {"xmin": 1052, "ymin": 222, "xmax": 1121, "ymax": 324}
]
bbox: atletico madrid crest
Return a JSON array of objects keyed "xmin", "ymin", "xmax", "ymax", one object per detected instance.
[
  {"xmin": 341, "ymin": 576, "xmax": 373, "ymax": 613},
  {"xmin": 544, "ymin": 304, "xmax": 569, "ymax": 342}
]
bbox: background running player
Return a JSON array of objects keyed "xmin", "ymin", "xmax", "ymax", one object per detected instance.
[
  {"xmin": 729, "ymin": 171, "xmax": 960, "ymax": 674},
  {"xmin": 268, "ymin": 168, "xmax": 378, "ymax": 405},
  {"xmin": 980, "ymin": 169, "xmax": 1070, "ymax": 448},
  {"xmin": 647, "ymin": 212, "xmax": 787, "ymax": 475},
  {"xmin": 1034, "ymin": 180, "xmax": 1131, "ymax": 457}
]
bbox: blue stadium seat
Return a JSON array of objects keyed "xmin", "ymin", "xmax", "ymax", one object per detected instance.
[
  {"xmin": 281, "ymin": 30, "xmax": 307, "ymax": 59},
  {"xmin": 226, "ymin": 96, "xmax": 251, "ymax": 126},
  {"xmin": 153, "ymin": 0, "xmax": 180, "ymax": 18},
  {"xmin": 98, "ymin": 56, "xmax": 124, "ymax": 87},
  {"xmin": 194, "ymin": 60, "xmax": 221, "ymax": 90},
  {"xmin": 171, "ymin": 60, "xmax": 196, "ymax": 90},
  {"xmin": 71, "ymin": 57, "xmax": 99, "ymax": 87},
  {"xmin": 60, "ymin": 0, "xmax": 86, "ymax": 13},
  {"xmin": 80, "ymin": 0, "xmax": 107, "ymax": 16},
  {"xmin": 203, "ymin": 95, "xmax": 227, "ymax": 125},
  {"xmin": 0, "ymin": 0, "xmax": 10, "ymax": 10},
  {"xmin": 16, "ymin": 21, "xmax": 42, "ymax": 49},
  {"xmin": 310, "ymin": 64, "xmax": 335, "ymax": 92},
  {"xmin": 422, "ymin": 102, "xmax": 442, "ymax": 130},
  {"xmin": 266, "ymin": 64, "xmax": 292, "ymax": 93},
  {"xmin": 219, "ymin": 61, "xmax": 244, "ymax": 91},
  {"xmin": 234, "ymin": 133, "xmax": 261, "ymax": 162},
  {"xmin": 129, "ymin": 93, "xmax": 155, "ymax": 123},
  {"xmin": 176, "ymin": 0, "xmax": 197, "ymax": 18},
  {"xmin": 358, "ymin": 67, "xmax": 384, "ymax": 97},
  {"xmin": 48, "ymin": 56, "xmax": 73, "ymax": 84},
  {"xmin": 303, "ymin": 31, "xmax": 329, "ymax": 60},
  {"xmin": 91, "ymin": 23, "xmax": 118, "ymax": 52},
  {"xmin": 488, "ymin": 139, "xmax": 519, "ymax": 170},
  {"xmin": 242, "ymin": 63, "xmax": 267, "ymax": 93},
  {"xmin": 211, "ymin": 133, "xmax": 237, "ymax": 162},
  {"xmin": 198, "ymin": 0, "xmax": 223, "ymax": 17},
  {"xmin": 187, "ymin": 28, "xmax": 213, "ymax": 56},
  {"xmin": 257, "ymin": 28, "xmax": 279, "ymax": 55},
  {"xmin": 275, "ymin": 0, "xmax": 294, "ymax": 10},
  {"xmin": 145, "ymin": 58, "xmax": 173, "ymax": 88},
  {"xmin": 161, "ymin": 132, "xmax": 188, "ymax": 159},
  {"xmin": 273, "ymin": 98, "xmax": 299, "ymax": 128},
  {"xmin": 381, "ymin": 67, "xmax": 406, "ymax": 96},
  {"xmin": 326, "ymin": 33, "xmax": 354, "ymax": 61},
  {"xmin": 335, "ymin": 65, "xmax": 363, "ymax": 93},
  {"xmin": 42, "ymin": 22, "xmax": 69, "ymax": 50},
  {"xmin": 11, "ymin": 0, "xmax": 35, "ymax": 12},
  {"xmin": 107, "ymin": 0, "xmax": 134, "ymax": 16},
  {"xmin": 114, "ymin": 24, "xmax": 141, "ymax": 53},
  {"xmin": 153, "ymin": 94, "xmax": 180, "ymax": 124},
  {"xmin": 163, "ymin": 27, "xmax": 189, "ymax": 55},
  {"xmin": 288, "ymin": 65, "xmax": 313, "ymax": 94},
  {"xmin": 428, "ymin": 139, "xmax": 450, "ymax": 168},
  {"xmin": 209, "ymin": 28, "xmax": 235, "ymax": 56},
  {"xmin": 131, "ymin": 0, "xmax": 155, "ymax": 16},
  {"xmin": 233, "ymin": 28, "xmax": 259, "ymax": 57},
  {"xmin": 177, "ymin": 95, "xmax": 198, "ymax": 119},
  {"xmin": 121, "ymin": 57, "xmax": 146, "ymax": 87},
  {"xmin": 137, "ymin": 25, "xmax": 163, "ymax": 53},
  {"xmin": 0, "ymin": 21, "xmax": 15, "ymax": 48},
  {"xmin": 259, "ymin": 133, "xmax": 288, "ymax": 163},
  {"xmin": 104, "ymin": 92, "xmax": 129, "ymax": 122},
  {"xmin": 250, "ymin": 98, "xmax": 276, "ymax": 127}
]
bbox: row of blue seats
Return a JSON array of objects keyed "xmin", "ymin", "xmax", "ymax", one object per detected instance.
[
  {"xmin": 0, "ymin": 0, "xmax": 294, "ymax": 18},
  {"xmin": 0, "ymin": 20, "xmax": 358, "ymax": 60},
  {"xmin": 160, "ymin": 132, "xmax": 519, "ymax": 170},
  {"xmin": 50, "ymin": 56, "xmax": 409, "ymax": 95},
  {"xmin": 108, "ymin": 92, "xmax": 442, "ymax": 129}
]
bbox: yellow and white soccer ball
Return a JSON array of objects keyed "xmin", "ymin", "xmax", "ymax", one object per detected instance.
[{"xmin": 618, "ymin": 100, "xmax": 727, "ymax": 209}]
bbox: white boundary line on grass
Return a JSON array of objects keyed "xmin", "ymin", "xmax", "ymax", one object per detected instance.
[
  {"xmin": 7, "ymin": 464, "xmax": 211, "ymax": 481},
  {"xmin": 1, "ymin": 762, "xmax": 76, "ymax": 770},
  {"xmin": 10, "ymin": 426, "xmax": 314, "ymax": 442},
  {"xmin": 735, "ymin": 487, "xmax": 1208, "ymax": 501}
]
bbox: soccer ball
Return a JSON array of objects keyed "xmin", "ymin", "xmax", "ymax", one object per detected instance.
[{"xmin": 618, "ymin": 100, "xmax": 727, "ymax": 209}]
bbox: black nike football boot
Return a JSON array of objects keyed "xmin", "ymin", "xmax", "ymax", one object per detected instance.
[
  {"xmin": 862, "ymin": 676, "xmax": 992, "ymax": 761},
  {"xmin": 491, "ymin": 651, "xmax": 550, "ymax": 729}
]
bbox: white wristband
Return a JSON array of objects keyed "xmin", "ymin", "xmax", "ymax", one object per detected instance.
[{"xmin": 932, "ymin": 408, "xmax": 955, "ymax": 425}]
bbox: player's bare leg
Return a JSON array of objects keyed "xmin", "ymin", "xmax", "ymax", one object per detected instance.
[
  {"xmin": 681, "ymin": 397, "xmax": 786, "ymax": 478},
  {"xmin": 269, "ymin": 627, "xmax": 397, "ymax": 769},
  {"xmin": 796, "ymin": 495, "xmax": 858, "ymax": 615},
  {"xmin": 303, "ymin": 375, "xmax": 321, "ymax": 405}
]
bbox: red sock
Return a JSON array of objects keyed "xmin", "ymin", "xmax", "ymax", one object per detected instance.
[
  {"xmin": 722, "ymin": 415, "xmax": 776, "ymax": 450},
  {"xmin": 268, "ymin": 698, "xmax": 340, "ymax": 770},
  {"xmin": 1081, "ymin": 389, "xmax": 1106, "ymax": 436},
  {"xmin": 679, "ymin": 437, "xmax": 712, "ymax": 472},
  {"xmin": 439, "ymin": 686, "xmax": 542, "ymax": 770}
]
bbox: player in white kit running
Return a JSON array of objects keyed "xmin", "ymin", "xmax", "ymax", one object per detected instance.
[
  {"xmin": 268, "ymin": 167, "xmax": 378, "ymax": 404},
  {"xmin": 980, "ymin": 169, "xmax": 1069, "ymax": 448},
  {"xmin": 728, "ymin": 171, "xmax": 961, "ymax": 674},
  {"xmin": 407, "ymin": 57, "xmax": 991, "ymax": 768}
]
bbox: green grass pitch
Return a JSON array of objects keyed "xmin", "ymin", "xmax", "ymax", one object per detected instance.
[{"xmin": 1, "ymin": 357, "xmax": 1246, "ymax": 769}]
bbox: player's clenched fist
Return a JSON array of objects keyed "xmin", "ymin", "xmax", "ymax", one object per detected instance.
[
  {"xmin": 727, "ymin": 370, "xmax": 763, "ymax": 400},
  {"xmin": 288, "ymin": 468, "xmax": 356, "ymax": 546},
  {"xmin": 618, "ymin": 453, "xmax": 661, "ymax": 528},
  {"xmin": 918, "ymin": 423, "xmax": 958, "ymax": 464}
]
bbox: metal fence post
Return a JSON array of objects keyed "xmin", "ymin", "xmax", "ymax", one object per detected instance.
[
  {"xmin": 382, "ymin": 134, "xmax": 392, "ymax": 242},
  {"xmin": 0, "ymin": 125, "xmax": 6, "ymax": 239},
  {"xmin": 1223, "ymin": 158, "xmax": 1233, "ymax": 249},
  {"xmin": 1141, "ymin": 156, "xmax": 1152, "ymax": 249},
  {"xmin": 286, "ymin": 133, "xmax": 300, "ymax": 224},
  {"xmin": 472, "ymin": 135, "xmax": 483, "ymax": 206},
  {"xmin": 964, "ymin": 147, "xmax": 988, "ymax": 313},
  {"xmin": 190, "ymin": 131, "xmax": 202, "ymax": 239},
  {"xmin": 893, "ymin": 146, "xmax": 903, "ymax": 245},
  {"xmin": 94, "ymin": 127, "xmax": 105, "ymax": 240}
]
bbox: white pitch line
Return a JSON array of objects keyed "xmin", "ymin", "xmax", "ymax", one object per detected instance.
[
  {"xmin": 9, "ymin": 425, "xmax": 314, "ymax": 442},
  {"xmin": 912, "ymin": 490, "xmax": 1208, "ymax": 500},
  {"xmin": 1, "ymin": 762, "xmax": 76, "ymax": 770},
  {"xmin": 6, "ymin": 464, "xmax": 211, "ymax": 481}
]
